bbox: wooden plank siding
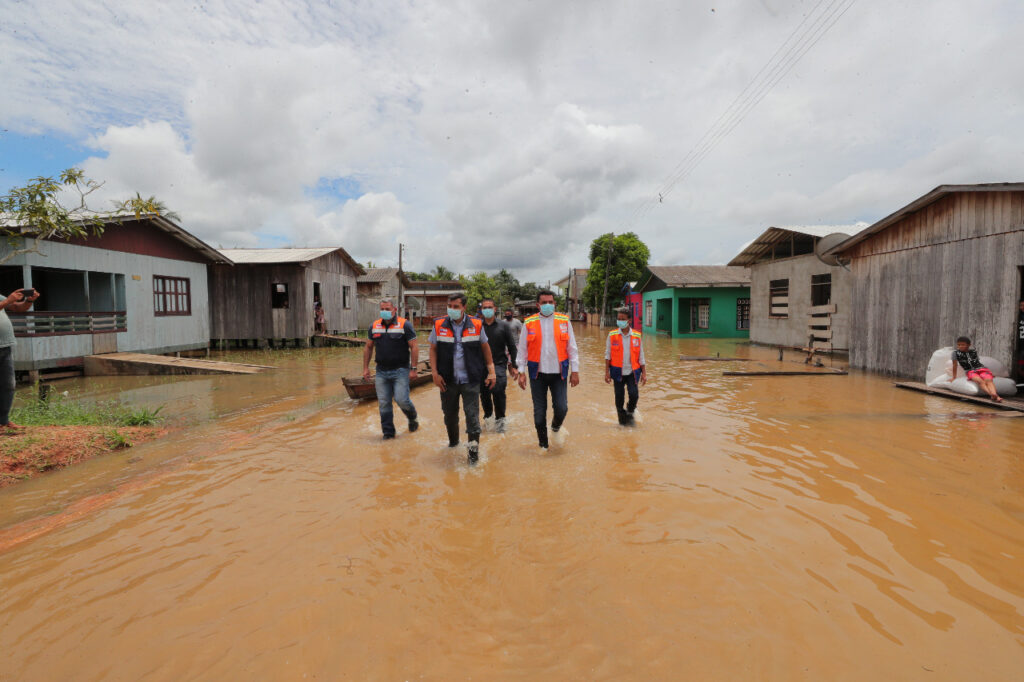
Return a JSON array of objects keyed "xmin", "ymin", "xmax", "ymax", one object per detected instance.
[{"xmin": 847, "ymin": 192, "xmax": 1024, "ymax": 377}]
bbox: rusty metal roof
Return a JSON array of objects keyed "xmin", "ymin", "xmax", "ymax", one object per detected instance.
[
  {"xmin": 728, "ymin": 224, "xmax": 865, "ymax": 266},
  {"xmin": 639, "ymin": 265, "xmax": 750, "ymax": 291}
]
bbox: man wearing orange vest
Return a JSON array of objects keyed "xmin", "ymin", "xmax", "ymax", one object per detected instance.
[
  {"xmin": 429, "ymin": 293, "xmax": 496, "ymax": 464},
  {"xmin": 516, "ymin": 290, "xmax": 580, "ymax": 448},
  {"xmin": 605, "ymin": 307, "xmax": 647, "ymax": 426},
  {"xmin": 362, "ymin": 299, "xmax": 419, "ymax": 439}
]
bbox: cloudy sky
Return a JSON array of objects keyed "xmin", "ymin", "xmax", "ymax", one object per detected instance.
[{"xmin": 2, "ymin": 0, "xmax": 1022, "ymax": 282}]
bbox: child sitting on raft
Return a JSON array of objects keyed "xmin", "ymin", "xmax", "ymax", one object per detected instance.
[{"xmin": 951, "ymin": 336, "xmax": 1003, "ymax": 402}]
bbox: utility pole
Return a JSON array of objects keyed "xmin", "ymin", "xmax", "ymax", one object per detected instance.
[
  {"xmin": 397, "ymin": 243, "xmax": 405, "ymax": 318},
  {"xmin": 600, "ymin": 233, "xmax": 614, "ymax": 328}
]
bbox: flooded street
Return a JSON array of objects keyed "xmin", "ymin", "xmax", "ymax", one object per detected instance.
[{"xmin": 1, "ymin": 326, "xmax": 1022, "ymax": 680}]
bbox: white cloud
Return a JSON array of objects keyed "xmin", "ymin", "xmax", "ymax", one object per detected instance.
[{"xmin": 3, "ymin": 0, "xmax": 1024, "ymax": 282}]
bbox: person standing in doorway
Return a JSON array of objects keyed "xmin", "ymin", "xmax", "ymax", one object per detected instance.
[
  {"xmin": 314, "ymin": 300, "xmax": 326, "ymax": 334},
  {"xmin": 0, "ymin": 288, "xmax": 41, "ymax": 432},
  {"xmin": 504, "ymin": 309, "xmax": 523, "ymax": 343},
  {"xmin": 478, "ymin": 298, "xmax": 517, "ymax": 432},
  {"xmin": 605, "ymin": 307, "xmax": 647, "ymax": 425},
  {"xmin": 362, "ymin": 299, "xmax": 419, "ymax": 439},
  {"xmin": 429, "ymin": 293, "xmax": 496, "ymax": 464},
  {"xmin": 516, "ymin": 290, "xmax": 580, "ymax": 448}
]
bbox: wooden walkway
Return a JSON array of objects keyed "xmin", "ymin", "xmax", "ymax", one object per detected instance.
[
  {"xmin": 894, "ymin": 382, "xmax": 1024, "ymax": 412},
  {"xmin": 317, "ymin": 334, "xmax": 367, "ymax": 346},
  {"xmin": 84, "ymin": 353, "xmax": 274, "ymax": 376}
]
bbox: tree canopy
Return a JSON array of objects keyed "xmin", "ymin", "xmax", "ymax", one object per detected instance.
[
  {"xmin": 582, "ymin": 232, "xmax": 650, "ymax": 316},
  {"xmin": 1, "ymin": 168, "xmax": 176, "ymax": 265}
]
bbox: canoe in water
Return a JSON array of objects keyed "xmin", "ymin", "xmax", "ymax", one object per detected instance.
[{"xmin": 343, "ymin": 367, "xmax": 434, "ymax": 400}]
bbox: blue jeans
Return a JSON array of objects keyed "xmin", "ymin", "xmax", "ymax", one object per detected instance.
[
  {"xmin": 375, "ymin": 367, "xmax": 417, "ymax": 437},
  {"xmin": 529, "ymin": 372, "xmax": 568, "ymax": 445},
  {"xmin": 0, "ymin": 346, "xmax": 14, "ymax": 425}
]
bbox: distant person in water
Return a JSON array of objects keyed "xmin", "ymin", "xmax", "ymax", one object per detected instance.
[
  {"xmin": 605, "ymin": 307, "xmax": 646, "ymax": 425},
  {"xmin": 0, "ymin": 288, "xmax": 41, "ymax": 432},
  {"xmin": 951, "ymin": 336, "xmax": 1002, "ymax": 402},
  {"xmin": 362, "ymin": 299, "xmax": 419, "ymax": 439}
]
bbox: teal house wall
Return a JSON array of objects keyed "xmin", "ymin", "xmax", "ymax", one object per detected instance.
[{"xmin": 637, "ymin": 266, "xmax": 751, "ymax": 339}]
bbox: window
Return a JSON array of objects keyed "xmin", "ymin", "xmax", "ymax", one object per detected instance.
[
  {"xmin": 154, "ymin": 276, "xmax": 191, "ymax": 316},
  {"xmin": 343, "ymin": 285, "xmax": 351, "ymax": 309},
  {"xmin": 689, "ymin": 298, "xmax": 710, "ymax": 331},
  {"xmin": 644, "ymin": 300, "xmax": 653, "ymax": 327},
  {"xmin": 769, "ymin": 279, "xmax": 789, "ymax": 318},
  {"xmin": 810, "ymin": 273, "xmax": 832, "ymax": 306},
  {"xmin": 736, "ymin": 298, "xmax": 750, "ymax": 330},
  {"xmin": 272, "ymin": 282, "xmax": 289, "ymax": 308}
]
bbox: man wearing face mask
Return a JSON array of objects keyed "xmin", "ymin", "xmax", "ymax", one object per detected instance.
[
  {"xmin": 429, "ymin": 293, "xmax": 496, "ymax": 464},
  {"xmin": 516, "ymin": 290, "xmax": 580, "ymax": 448},
  {"xmin": 362, "ymin": 299, "xmax": 419, "ymax": 439},
  {"xmin": 477, "ymin": 298, "xmax": 518, "ymax": 432},
  {"xmin": 604, "ymin": 307, "xmax": 647, "ymax": 425},
  {"xmin": 504, "ymin": 309, "xmax": 523, "ymax": 344}
]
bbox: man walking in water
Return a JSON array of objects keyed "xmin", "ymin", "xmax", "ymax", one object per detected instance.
[
  {"xmin": 362, "ymin": 299, "xmax": 419, "ymax": 439},
  {"xmin": 429, "ymin": 293, "xmax": 496, "ymax": 464},
  {"xmin": 478, "ymin": 297, "xmax": 518, "ymax": 432},
  {"xmin": 605, "ymin": 307, "xmax": 646, "ymax": 426},
  {"xmin": 516, "ymin": 290, "xmax": 579, "ymax": 448}
]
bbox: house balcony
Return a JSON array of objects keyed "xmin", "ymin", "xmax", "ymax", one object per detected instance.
[{"xmin": 9, "ymin": 311, "xmax": 128, "ymax": 337}]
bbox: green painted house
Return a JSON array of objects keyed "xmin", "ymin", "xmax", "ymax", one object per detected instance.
[{"xmin": 637, "ymin": 265, "xmax": 751, "ymax": 338}]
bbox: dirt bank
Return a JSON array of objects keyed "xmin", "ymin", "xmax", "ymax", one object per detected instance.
[{"xmin": 0, "ymin": 426, "xmax": 168, "ymax": 487}]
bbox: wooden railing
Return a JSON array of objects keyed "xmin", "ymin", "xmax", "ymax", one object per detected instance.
[{"xmin": 8, "ymin": 311, "xmax": 128, "ymax": 337}]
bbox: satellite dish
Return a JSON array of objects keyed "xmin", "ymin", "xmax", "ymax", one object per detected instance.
[{"xmin": 814, "ymin": 233, "xmax": 851, "ymax": 268}]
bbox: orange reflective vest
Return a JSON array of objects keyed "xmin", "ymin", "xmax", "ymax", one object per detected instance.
[
  {"xmin": 371, "ymin": 316, "xmax": 408, "ymax": 338},
  {"xmin": 608, "ymin": 329, "xmax": 642, "ymax": 382},
  {"xmin": 524, "ymin": 312, "xmax": 571, "ymax": 379},
  {"xmin": 433, "ymin": 315, "xmax": 485, "ymax": 383}
]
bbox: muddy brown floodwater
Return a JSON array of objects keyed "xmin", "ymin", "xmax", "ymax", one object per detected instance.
[{"xmin": 0, "ymin": 326, "xmax": 1022, "ymax": 680}]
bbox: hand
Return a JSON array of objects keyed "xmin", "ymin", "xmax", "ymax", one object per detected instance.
[
  {"xmin": 569, "ymin": 372, "xmax": 580, "ymax": 388},
  {"xmin": 362, "ymin": 368, "xmax": 372, "ymax": 382},
  {"xmin": 8, "ymin": 288, "xmax": 26, "ymax": 303},
  {"xmin": 640, "ymin": 371, "xmax": 647, "ymax": 386},
  {"xmin": 508, "ymin": 367, "xmax": 518, "ymax": 380},
  {"xmin": 485, "ymin": 373, "xmax": 496, "ymax": 389},
  {"xmin": 604, "ymin": 371, "xmax": 611, "ymax": 384},
  {"xmin": 432, "ymin": 372, "xmax": 447, "ymax": 391},
  {"xmin": 408, "ymin": 368, "xmax": 418, "ymax": 382},
  {"xmin": 25, "ymin": 289, "xmax": 40, "ymax": 302},
  {"xmin": 517, "ymin": 373, "xmax": 528, "ymax": 390}
]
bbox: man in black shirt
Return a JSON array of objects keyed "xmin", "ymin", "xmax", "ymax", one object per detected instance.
[
  {"xmin": 362, "ymin": 299, "xmax": 419, "ymax": 439},
  {"xmin": 478, "ymin": 298, "xmax": 518, "ymax": 432}
]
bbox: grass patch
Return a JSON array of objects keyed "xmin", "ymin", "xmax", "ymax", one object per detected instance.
[{"xmin": 11, "ymin": 392, "xmax": 164, "ymax": 427}]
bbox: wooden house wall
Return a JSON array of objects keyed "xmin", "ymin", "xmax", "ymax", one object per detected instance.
[
  {"xmin": 847, "ymin": 192, "xmax": 1024, "ymax": 376},
  {"xmin": 210, "ymin": 252, "xmax": 359, "ymax": 340}
]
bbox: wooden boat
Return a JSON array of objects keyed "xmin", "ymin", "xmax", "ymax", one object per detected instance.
[{"xmin": 343, "ymin": 362, "xmax": 434, "ymax": 400}]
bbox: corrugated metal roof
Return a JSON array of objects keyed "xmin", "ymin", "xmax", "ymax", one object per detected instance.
[
  {"xmin": 357, "ymin": 267, "xmax": 400, "ymax": 282},
  {"xmin": 641, "ymin": 265, "xmax": 751, "ymax": 290},
  {"xmin": 218, "ymin": 247, "xmax": 341, "ymax": 263},
  {"xmin": 728, "ymin": 224, "xmax": 866, "ymax": 266},
  {"xmin": 827, "ymin": 182, "xmax": 1024, "ymax": 256}
]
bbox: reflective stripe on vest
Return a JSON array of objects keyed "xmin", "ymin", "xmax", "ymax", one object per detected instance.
[
  {"xmin": 608, "ymin": 329, "xmax": 642, "ymax": 381},
  {"xmin": 525, "ymin": 312, "xmax": 570, "ymax": 379},
  {"xmin": 371, "ymin": 316, "xmax": 407, "ymax": 337}
]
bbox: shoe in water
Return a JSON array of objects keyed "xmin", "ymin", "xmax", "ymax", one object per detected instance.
[
  {"xmin": 383, "ymin": 434, "xmax": 396, "ymax": 440},
  {"xmin": 448, "ymin": 440, "xmax": 459, "ymax": 448},
  {"xmin": 408, "ymin": 419, "xmax": 419, "ymax": 433},
  {"xmin": 467, "ymin": 443, "xmax": 479, "ymax": 465},
  {"xmin": 495, "ymin": 417, "xmax": 506, "ymax": 434}
]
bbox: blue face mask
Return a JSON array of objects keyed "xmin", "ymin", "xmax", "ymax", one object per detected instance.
[
  {"xmin": 540, "ymin": 303, "xmax": 555, "ymax": 316},
  {"xmin": 617, "ymin": 319, "xmax": 628, "ymax": 329},
  {"xmin": 481, "ymin": 308, "xmax": 495, "ymax": 319},
  {"xmin": 447, "ymin": 308, "xmax": 463, "ymax": 321},
  {"xmin": 380, "ymin": 309, "xmax": 393, "ymax": 321}
]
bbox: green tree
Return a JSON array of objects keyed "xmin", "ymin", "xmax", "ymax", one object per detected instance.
[
  {"xmin": 492, "ymin": 268, "xmax": 520, "ymax": 310},
  {"xmin": 431, "ymin": 265, "xmax": 456, "ymax": 281},
  {"xmin": 582, "ymin": 232, "xmax": 650, "ymax": 320},
  {"xmin": 461, "ymin": 271, "xmax": 499, "ymax": 311},
  {"xmin": 1, "ymin": 168, "xmax": 176, "ymax": 265},
  {"xmin": 518, "ymin": 281, "xmax": 540, "ymax": 303}
]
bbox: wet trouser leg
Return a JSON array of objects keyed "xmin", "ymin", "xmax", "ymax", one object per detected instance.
[
  {"xmin": 374, "ymin": 368, "xmax": 398, "ymax": 437},
  {"xmin": 614, "ymin": 375, "xmax": 639, "ymax": 423},
  {"xmin": 460, "ymin": 382, "xmax": 481, "ymax": 443},
  {"xmin": 530, "ymin": 373, "xmax": 567, "ymax": 446},
  {"xmin": 479, "ymin": 373, "xmax": 494, "ymax": 419},
  {"xmin": 0, "ymin": 347, "xmax": 14, "ymax": 425},
  {"xmin": 391, "ymin": 369, "xmax": 417, "ymax": 424},
  {"xmin": 439, "ymin": 384, "xmax": 462, "ymax": 446},
  {"xmin": 549, "ymin": 375, "xmax": 568, "ymax": 430},
  {"xmin": 490, "ymin": 365, "xmax": 508, "ymax": 419}
]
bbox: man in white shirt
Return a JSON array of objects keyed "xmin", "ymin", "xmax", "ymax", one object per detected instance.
[{"xmin": 516, "ymin": 290, "xmax": 579, "ymax": 448}]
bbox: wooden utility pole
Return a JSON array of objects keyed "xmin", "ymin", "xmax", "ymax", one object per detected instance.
[
  {"xmin": 600, "ymin": 233, "xmax": 614, "ymax": 328},
  {"xmin": 397, "ymin": 243, "xmax": 405, "ymax": 317}
]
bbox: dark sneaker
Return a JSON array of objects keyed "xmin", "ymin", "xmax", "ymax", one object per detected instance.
[
  {"xmin": 383, "ymin": 434, "xmax": 396, "ymax": 440},
  {"xmin": 408, "ymin": 419, "xmax": 419, "ymax": 433},
  {"xmin": 448, "ymin": 440, "xmax": 459, "ymax": 448},
  {"xmin": 467, "ymin": 443, "xmax": 479, "ymax": 465}
]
